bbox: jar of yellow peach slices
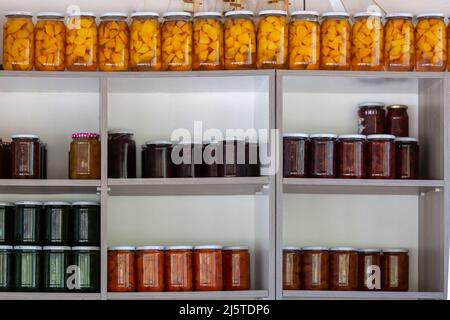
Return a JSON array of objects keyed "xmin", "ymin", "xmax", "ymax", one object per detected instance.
[
  {"xmin": 257, "ymin": 10, "xmax": 288, "ymax": 69},
  {"xmin": 3, "ymin": 11, "xmax": 34, "ymax": 71},
  {"xmin": 320, "ymin": 12, "xmax": 351, "ymax": 70},
  {"xmin": 98, "ymin": 13, "xmax": 130, "ymax": 71},
  {"xmin": 384, "ymin": 13, "xmax": 414, "ymax": 71},
  {"xmin": 193, "ymin": 12, "xmax": 224, "ymax": 70},
  {"xmin": 162, "ymin": 12, "xmax": 193, "ymax": 71},
  {"xmin": 35, "ymin": 12, "xmax": 65, "ymax": 71},
  {"xmin": 130, "ymin": 12, "xmax": 161, "ymax": 71},
  {"xmin": 289, "ymin": 11, "xmax": 320, "ymax": 70}
]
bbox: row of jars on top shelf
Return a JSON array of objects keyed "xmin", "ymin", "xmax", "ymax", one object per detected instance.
[{"xmin": 2, "ymin": 10, "xmax": 450, "ymax": 72}]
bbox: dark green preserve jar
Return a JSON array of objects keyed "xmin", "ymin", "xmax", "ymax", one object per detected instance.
[
  {"xmin": 0, "ymin": 202, "xmax": 14, "ymax": 245},
  {"xmin": 42, "ymin": 246, "xmax": 71, "ymax": 292},
  {"xmin": 72, "ymin": 202, "xmax": 100, "ymax": 246},
  {"xmin": 70, "ymin": 246, "xmax": 100, "ymax": 292},
  {"xmin": 13, "ymin": 245, "xmax": 42, "ymax": 291},
  {"xmin": 0, "ymin": 245, "xmax": 13, "ymax": 291},
  {"xmin": 43, "ymin": 202, "xmax": 71, "ymax": 245},
  {"xmin": 14, "ymin": 201, "xmax": 43, "ymax": 245}
]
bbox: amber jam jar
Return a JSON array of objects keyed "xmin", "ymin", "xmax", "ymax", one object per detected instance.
[
  {"xmin": 11, "ymin": 134, "xmax": 42, "ymax": 179},
  {"xmin": 222, "ymin": 246, "xmax": 250, "ymax": 291},
  {"xmin": 358, "ymin": 102, "xmax": 386, "ymax": 135},
  {"xmin": 142, "ymin": 141, "xmax": 174, "ymax": 178},
  {"xmin": 309, "ymin": 134, "xmax": 337, "ymax": 178},
  {"xmin": 337, "ymin": 135, "xmax": 366, "ymax": 179},
  {"xmin": 329, "ymin": 247, "xmax": 358, "ymax": 291},
  {"xmin": 381, "ymin": 248, "xmax": 409, "ymax": 291},
  {"xmin": 395, "ymin": 137, "xmax": 419, "ymax": 179},
  {"xmin": 366, "ymin": 135, "xmax": 396, "ymax": 179},
  {"xmin": 202, "ymin": 140, "xmax": 224, "ymax": 177},
  {"xmin": 108, "ymin": 130, "xmax": 136, "ymax": 178},
  {"xmin": 386, "ymin": 105, "xmax": 409, "ymax": 137},
  {"xmin": 301, "ymin": 246, "xmax": 329, "ymax": 290},
  {"xmin": 165, "ymin": 246, "xmax": 194, "ymax": 292},
  {"xmin": 107, "ymin": 246, "xmax": 136, "ymax": 292},
  {"xmin": 69, "ymin": 133, "xmax": 101, "ymax": 179},
  {"xmin": 358, "ymin": 248, "xmax": 382, "ymax": 291},
  {"xmin": 283, "ymin": 134, "xmax": 309, "ymax": 178},
  {"xmin": 173, "ymin": 142, "xmax": 202, "ymax": 178},
  {"xmin": 194, "ymin": 245, "xmax": 223, "ymax": 291},
  {"xmin": 282, "ymin": 246, "xmax": 301, "ymax": 290},
  {"xmin": 135, "ymin": 246, "xmax": 165, "ymax": 292}
]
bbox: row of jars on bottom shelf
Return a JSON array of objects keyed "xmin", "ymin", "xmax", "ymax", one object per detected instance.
[
  {"xmin": 283, "ymin": 246, "xmax": 409, "ymax": 291},
  {"xmin": 108, "ymin": 245, "xmax": 250, "ymax": 292},
  {"xmin": 0, "ymin": 245, "xmax": 100, "ymax": 292}
]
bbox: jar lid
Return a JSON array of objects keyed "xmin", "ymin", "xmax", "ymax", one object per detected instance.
[
  {"xmin": 357, "ymin": 248, "xmax": 381, "ymax": 253},
  {"xmin": 135, "ymin": 246, "xmax": 165, "ymax": 251},
  {"xmin": 71, "ymin": 201, "xmax": 100, "ymax": 206},
  {"xmin": 43, "ymin": 201, "xmax": 72, "ymax": 206},
  {"xmin": 321, "ymin": 12, "xmax": 350, "ymax": 18},
  {"xmin": 194, "ymin": 11, "xmax": 222, "ymax": 18},
  {"xmin": 395, "ymin": 137, "xmax": 418, "ymax": 143},
  {"xmin": 259, "ymin": 10, "xmax": 287, "ymax": 16},
  {"xmin": 223, "ymin": 137, "xmax": 246, "ymax": 142},
  {"xmin": 72, "ymin": 132, "xmax": 100, "ymax": 139},
  {"xmin": 14, "ymin": 201, "xmax": 43, "ymax": 206},
  {"xmin": 283, "ymin": 246, "xmax": 302, "ymax": 251},
  {"xmin": 72, "ymin": 246, "xmax": 100, "ymax": 251},
  {"xmin": 163, "ymin": 12, "xmax": 192, "ymax": 19},
  {"xmin": 100, "ymin": 12, "xmax": 128, "ymax": 19},
  {"xmin": 310, "ymin": 134, "xmax": 338, "ymax": 139},
  {"xmin": 11, "ymin": 134, "xmax": 39, "ymax": 139},
  {"xmin": 0, "ymin": 202, "xmax": 14, "ymax": 207},
  {"xmin": 108, "ymin": 246, "xmax": 135, "ymax": 251},
  {"xmin": 386, "ymin": 13, "xmax": 414, "ymax": 19},
  {"xmin": 353, "ymin": 12, "xmax": 384, "ymax": 19},
  {"xmin": 131, "ymin": 11, "xmax": 159, "ymax": 18},
  {"xmin": 330, "ymin": 246, "xmax": 357, "ymax": 251},
  {"xmin": 283, "ymin": 133, "xmax": 309, "ymax": 139},
  {"xmin": 387, "ymin": 104, "xmax": 408, "ymax": 110},
  {"xmin": 176, "ymin": 140, "xmax": 204, "ymax": 145},
  {"xmin": 5, "ymin": 11, "xmax": 33, "ymax": 18},
  {"xmin": 338, "ymin": 134, "xmax": 367, "ymax": 140},
  {"xmin": 367, "ymin": 134, "xmax": 396, "ymax": 140},
  {"xmin": 225, "ymin": 10, "xmax": 254, "ymax": 17},
  {"xmin": 223, "ymin": 246, "xmax": 249, "ymax": 250},
  {"xmin": 108, "ymin": 129, "xmax": 134, "ymax": 135},
  {"xmin": 302, "ymin": 246, "xmax": 329, "ymax": 251},
  {"xmin": 0, "ymin": 245, "xmax": 13, "ymax": 250},
  {"xmin": 194, "ymin": 245, "xmax": 223, "ymax": 250},
  {"xmin": 382, "ymin": 248, "xmax": 409, "ymax": 253},
  {"xmin": 358, "ymin": 102, "xmax": 385, "ymax": 108},
  {"xmin": 43, "ymin": 246, "xmax": 71, "ymax": 251},
  {"xmin": 166, "ymin": 245, "xmax": 193, "ymax": 250},
  {"xmin": 145, "ymin": 140, "xmax": 173, "ymax": 146},
  {"xmin": 291, "ymin": 10, "xmax": 320, "ymax": 17},
  {"xmin": 14, "ymin": 246, "xmax": 42, "ymax": 251},
  {"xmin": 416, "ymin": 13, "xmax": 445, "ymax": 19},
  {"xmin": 37, "ymin": 12, "xmax": 65, "ymax": 19},
  {"xmin": 68, "ymin": 12, "xmax": 96, "ymax": 18}
]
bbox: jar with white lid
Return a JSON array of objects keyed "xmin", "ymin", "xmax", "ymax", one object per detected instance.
[
  {"xmin": 108, "ymin": 246, "xmax": 136, "ymax": 292},
  {"xmin": 415, "ymin": 13, "xmax": 447, "ymax": 71},
  {"xmin": 193, "ymin": 12, "xmax": 224, "ymax": 70},
  {"xmin": 136, "ymin": 246, "xmax": 165, "ymax": 292},
  {"xmin": 0, "ymin": 203, "xmax": 14, "ymax": 245},
  {"xmin": 329, "ymin": 247, "xmax": 358, "ymax": 290},
  {"xmin": 301, "ymin": 246, "xmax": 329, "ymax": 290},
  {"xmin": 162, "ymin": 12, "xmax": 193, "ymax": 71},
  {"xmin": 194, "ymin": 245, "xmax": 223, "ymax": 291},
  {"xmin": 283, "ymin": 133, "xmax": 310, "ymax": 178},
  {"xmin": 222, "ymin": 246, "xmax": 250, "ymax": 290},
  {"xmin": 11, "ymin": 134, "xmax": 42, "ymax": 179},
  {"xmin": 98, "ymin": 13, "xmax": 130, "ymax": 71},
  {"xmin": 34, "ymin": 12, "xmax": 65, "ymax": 71},
  {"xmin": 384, "ymin": 13, "xmax": 415, "ymax": 71},
  {"xmin": 165, "ymin": 245, "xmax": 194, "ymax": 291},
  {"xmin": 366, "ymin": 134, "xmax": 396, "ymax": 179},
  {"xmin": 3, "ymin": 11, "xmax": 34, "ymax": 70},
  {"xmin": 14, "ymin": 201, "xmax": 43, "ymax": 245},
  {"xmin": 13, "ymin": 245, "xmax": 42, "ymax": 291},
  {"xmin": 320, "ymin": 12, "xmax": 351, "ymax": 70},
  {"xmin": 337, "ymin": 134, "xmax": 366, "ymax": 179},
  {"xmin": 289, "ymin": 11, "xmax": 320, "ymax": 70},
  {"xmin": 310, "ymin": 134, "xmax": 338, "ymax": 178},
  {"xmin": 381, "ymin": 248, "xmax": 409, "ymax": 291},
  {"xmin": 257, "ymin": 10, "xmax": 288, "ymax": 69},
  {"xmin": 130, "ymin": 12, "xmax": 161, "ymax": 71}
]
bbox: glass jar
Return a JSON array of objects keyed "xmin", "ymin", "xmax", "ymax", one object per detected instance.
[
  {"xmin": 98, "ymin": 13, "xmax": 130, "ymax": 71},
  {"xmin": 65, "ymin": 12, "xmax": 98, "ymax": 71},
  {"xmin": 69, "ymin": 133, "xmax": 101, "ymax": 180},
  {"xmin": 130, "ymin": 12, "xmax": 161, "ymax": 71},
  {"xmin": 358, "ymin": 248, "xmax": 382, "ymax": 291},
  {"xmin": 352, "ymin": 12, "xmax": 384, "ymax": 71},
  {"xmin": 13, "ymin": 245, "xmax": 41, "ymax": 291},
  {"xmin": 40, "ymin": 143, "xmax": 47, "ymax": 179},
  {"xmin": 366, "ymin": 135, "xmax": 396, "ymax": 179},
  {"xmin": 222, "ymin": 246, "xmax": 250, "ymax": 291},
  {"xmin": 289, "ymin": 11, "xmax": 320, "ymax": 70},
  {"xmin": 386, "ymin": 105, "xmax": 409, "ymax": 137},
  {"xmin": 161, "ymin": 12, "xmax": 193, "ymax": 71},
  {"xmin": 42, "ymin": 246, "xmax": 71, "ymax": 292},
  {"xmin": 14, "ymin": 201, "xmax": 42, "ymax": 245},
  {"xmin": 11, "ymin": 134, "xmax": 41, "ymax": 179},
  {"xmin": 72, "ymin": 201, "xmax": 100, "ymax": 246},
  {"xmin": 224, "ymin": 11, "xmax": 256, "ymax": 70},
  {"xmin": 0, "ymin": 245, "xmax": 13, "ymax": 291},
  {"xmin": 0, "ymin": 142, "xmax": 12, "ymax": 179},
  {"xmin": 193, "ymin": 12, "xmax": 224, "ymax": 71},
  {"xmin": 142, "ymin": 141, "xmax": 174, "ymax": 178},
  {"xmin": 108, "ymin": 246, "xmax": 136, "ymax": 292},
  {"xmin": 309, "ymin": 134, "xmax": 337, "ymax": 178},
  {"xmin": 0, "ymin": 203, "xmax": 14, "ymax": 245},
  {"xmin": 415, "ymin": 14, "xmax": 447, "ymax": 72},
  {"xmin": 384, "ymin": 13, "xmax": 415, "ymax": 71},
  {"xmin": 165, "ymin": 245, "xmax": 194, "ymax": 291},
  {"xmin": 283, "ymin": 134, "xmax": 309, "ymax": 178},
  {"xmin": 337, "ymin": 135, "xmax": 366, "ymax": 179},
  {"xmin": 245, "ymin": 140, "xmax": 260, "ymax": 177},
  {"xmin": 135, "ymin": 246, "xmax": 165, "ymax": 292},
  {"xmin": 301, "ymin": 246, "xmax": 329, "ymax": 290},
  {"xmin": 194, "ymin": 245, "xmax": 223, "ymax": 291},
  {"xmin": 329, "ymin": 247, "xmax": 358, "ymax": 291},
  {"xmin": 395, "ymin": 138, "xmax": 419, "ymax": 179},
  {"xmin": 223, "ymin": 138, "xmax": 246, "ymax": 177},
  {"xmin": 381, "ymin": 249, "xmax": 409, "ymax": 291},
  {"xmin": 3, "ymin": 12, "xmax": 34, "ymax": 71},
  {"xmin": 173, "ymin": 142, "xmax": 203, "ymax": 178},
  {"xmin": 108, "ymin": 130, "xmax": 137, "ymax": 179},
  {"xmin": 257, "ymin": 10, "xmax": 288, "ymax": 69},
  {"xmin": 358, "ymin": 102, "xmax": 386, "ymax": 135},
  {"xmin": 70, "ymin": 246, "xmax": 100, "ymax": 292},
  {"xmin": 35, "ymin": 12, "xmax": 65, "ymax": 71},
  {"xmin": 43, "ymin": 202, "xmax": 71, "ymax": 245},
  {"xmin": 320, "ymin": 12, "xmax": 351, "ymax": 70},
  {"xmin": 202, "ymin": 140, "xmax": 224, "ymax": 177},
  {"xmin": 283, "ymin": 246, "xmax": 301, "ymax": 290}
]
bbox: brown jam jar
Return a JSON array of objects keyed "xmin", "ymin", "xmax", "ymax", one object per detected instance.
[
  {"xmin": 69, "ymin": 133, "xmax": 101, "ymax": 180},
  {"xmin": 40, "ymin": 143, "xmax": 47, "ymax": 179},
  {"xmin": 283, "ymin": 134, "xmax": 309, "ymax": 178},
  {"xmin": 381, "ymin": 248, "xmax": 409, "ymax": 291},
  {"xmin": 245, "ymin": 140, "xmax": 260, "ymax": 177},
  {"xmin": 173, "ymin": 142, "xmax": 202, "ymax": 178},
  {"xmin": 329, "ymin": 247, "xmax": 358, "ymax": 291},
  {"xmin": 11, "ymin": 134, "xmax": 42, "ymax": 179},
  {"xmin": 395, "ymin": 138, "xmax": 419, "ymax": 179},
  {"xmin": 107, "ymin": 246, "xmax": 136, "ymax": 292},
  {"xmin": 223, "ymin": 139, "xmax": 246, "ymax": 177},
  {"xmin": 366, "ymin": 135, "xmax": 396, "ymax": 179},
  {"xmin": 282, "ymin": 246, "xmax": 301, "ymax": 290},
  {"xmin": 358, "ymin": 102, "xmax": 386, "ymax": 135},
  {"xmin": 337, "ymin": 135, "xmax": 366, "ymax": 179},
  {"xmin": 358, "ymin": 249, "xmax": 382, "ymax": 291},
  {"xmin": 108, "ymin": 130, "xmax": 136, "ymax": 179},
  {"xmin": 0, "ymin": 142, "xmax": 12, "ymax": 179},
  {"xmin": 301, "ymin": 246, "xmax": 329, "ymax": 290},
  {"xmin": 135, "ymin": 246, "xmax": 165, "ymax": 292},
  {"xmin": 142, "ymin": 141, "xmax": 174, "ymax": 178},
  {"xmin": 202, "ymin": 141, "xmax": 224, "ymax": 177},
  {"xmin": 222, "ymin": 246, "xmax": 250, "ymax": 291},
  {"xmin": 309, "ymin": 134, "xmax": 337, "ymax": 178},
  {"xmin": 386, "ymin": 105, "xmax": 409, "ymax": 137},
  {"xmin": 165, "ymin": 246, "xmax": 194, "ymax": 291},
  {"xmin": 194, "ymin": 245, "xmax": 223, "ymax": 291}
]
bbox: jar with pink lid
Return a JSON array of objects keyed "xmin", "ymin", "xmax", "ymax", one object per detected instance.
[{"xmin": 69, "ymin": 132, "xmax": 101, "ymax": 179}]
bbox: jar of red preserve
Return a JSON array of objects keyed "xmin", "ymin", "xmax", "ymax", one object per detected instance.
[
  {"xmin": 107, "ymin": 246, "xmax": 136, "ymax": 292},
  {"xmin": 222, "ymin": 246, "xmax": 250, "ymax": 291},
  {"xmin": 301, "ymin": 246, "xmax": 329, "ymax": 290},
  {"xmin": 282, "ymin": 246, "xmax": 301, "ymax": 290},
  {"xmin": 283, "ymin": 134, "xmax": 309, "ymax": 178},
  {"xmin": 366, "ymin": 135, "xmax": 396, "ymax": 179},
  {"xmin": 337, "ymin": 135, "xmax": 366, "ymax": 179},
  {"xmin": 165, "ymin": 246, "xmax": 194, "ymax": 291},
  {"xmin": 309, "ymin": 134, "xmax": 337, "ymax": 178},
  {"xmin": 358, "ymin": 102, "xmax": 385, "ymax": 135},
  {"xmin": 386, "ymin": 105, "xmax": 409, "ymax": 137},
  {"xmin": 329, "ymin": 247, "xmax": 358, "ymax": 291},
  {"xmin": 395, "ymin": 137, "xmax": 419, "ymax": 179},
  {"xmin": 194, "ymin": 245, "xmax": 223, "ymax": 291},
  {"xmin": 135, "ymin": 246, "xmax": 165, "ymax": 292},
  {"xmin": 358, "ymin": 248, "xmax": 382, "ymax": 291}
]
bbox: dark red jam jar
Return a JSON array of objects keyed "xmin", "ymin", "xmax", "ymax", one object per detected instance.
[
  {"xmin": 223, "ymin": 138, "xmax": 246, "ymax": 177},
  {"xmin": 386, "ymin": 105, "xmax": 409, "ymax": 137},
  {"xmin": 309, "ymin": 134, "xmax": 337, "ymax": 178},
  {"xmin": 337, "ymin": 134, "xmax": 366, "ymax": 179},
  {"xmin": 366, "ymin": 134, "xmax": 396, "ymax": 179},
  {"xmin": 108, "ymin": 130, "xmax": 136, "ymax": 178},
  {"xmin": 245, "ymin": 140, "xmax": 260, "ymax": 177},
  {"xmin": 202, "ymin": 140, "xmax": 224, "ymax": 177},
  {"xmin": 381, "ymin": 248, "xmax": 409, "ymax": 291},
  {"xmin": 283, "ymin": 134, "xmax": 309, "ymax": 178},
  {"xmin": 142, "ymin": 141, "xmax": 174, "ymax": 178},
  {"xmin": 358, "ymin": 102, "xmax": 385, "ymax": 135},
  {"xmin": 173, "ymin": 142, "xmax": 203, "ymax": 178},
  {"xmin": 395, "ymin": 137, "xmax": 419, "ymax": 179},
  {"xmin": 358, "ymin": 248, "xmax": 382, "ymax": 291},
  {"xmin": 0, "ymin": 142, "xmax": 12, "ymax": 179}
]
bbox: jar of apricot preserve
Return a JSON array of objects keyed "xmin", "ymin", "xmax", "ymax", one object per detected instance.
[
  {"xmin": 386, "ymin": 105, "xmax": 409, "ymax": 137},
  {"xmin": 283, "ymin": 134, "xmax": 309, "ymax": 178},
  {"xmin": 395, "ymin": 137, "xmax": 419, "ymax": 179},
  {"xmin": 165, "ymin": 246, "xmax": 194, "ymax": 291},
  {"xmin": 358, "ymin": 248, "xmax": 381, "ymax": 291},
  {"xmin": 283, "ymin": 246, "xmax": 301, "ymax": 290},
  {"xmin": 358, "ymin": 102, "xmax": 386, "ymax": 135},
  {"xmin": 329, "ymin": 247, "xmax": 358, "ymax": 291},
  {"xmin": 309, "ymin": 134, "xmax": 337, "ymax": 178},
  {"xmin": 337, "ymin": 135, "xmax": 366, "ymax": 179},
  {"xmin": 107, "ymin": 246, "xmax": 136, "ymax": 292},
  {"xmin": 366, "ymin": 135, "xmax": 396, "ymax": 179},
  {"xmin": 194, "ymin": 245, "xmax": 223, "ymax": 291},
  {"xmin": 222, "ymin": 246, "xmax": 250, "ymax": 291},
  {"xmin": 142, "ymin": 141, "xmax": 174, "ymax": 178},
  {"xmin": 69, "ymin": 133, "xmax": 101, "ymax": 180},
  {"xmin": 381, "ymin": 248, "xmax": 409, "ymax": 291},
  {"xmin": 301, "ymin": 246, "xmax": 329, "ymax": 290},
  {"xmin": 135, "ymin": 246, "xmax": 165, "ymax": 292},
  {"xmin": 108, "ymin": 130, "xmax": 136, "ymax": 178}
]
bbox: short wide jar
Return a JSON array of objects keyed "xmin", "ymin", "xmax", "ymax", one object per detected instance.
[
  {"xmin": 381, "ymin": 249, "xmax": 409, "ymax": 291},
  {"xmin": 301, "ymin": 246, "xmax": 329, "ymax": 290},
  {"xmin": 136, "ymin": 246, "xmax": 165, "ymax": 292},
  {"xmin": 366, "ymin": 135, "xmax": 396, "ymax": 179},
  {"xmin": 329, "ymin": 247, "xmax": 358, "ymax": 291},
  {"xmin": 309, "ymin": 134, "xmax": 337, "ymax": 178},
  {"xmin": 358, "ymin": 249, "xmax": 382, "ymax": 291},
  {"xmin": 107, "ymin": 246, "xmax": 136, "ymax": 292},
  {"xmin": 142, "ymin": 141, "xmax": 174, "ymax": 178},
  {"xmin": 194, "ymin": 245, "xmax": 223, "ymax": 291},
  {"xmin": 98, "ymin": 13, "xmax": 130, "ymax": 71},
  {"xmin": 69, "ymin": 133, "xmax": 101, "ymax": 180}
]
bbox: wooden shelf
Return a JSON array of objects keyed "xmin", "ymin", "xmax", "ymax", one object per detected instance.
[
  {"xmin": 282, "ymin": 290, "xmax": 444, "ymax": 300},
  {"xmin": 0, "ymin": 292, "xmax": 101, "ymax": 300},
  {"xmin": 107, "ymin": 290, "xmax": 269, "ymax": 300},
  {"xmin": 0, "ymin": 179, "xmax": 101, "ymax": 194}
]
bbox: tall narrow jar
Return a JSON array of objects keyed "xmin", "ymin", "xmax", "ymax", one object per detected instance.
[
  {"xmin": 98, "ymin": 13, "xmax": 129, "ymax": 71},
  {"xmin": 384, "ymin": 13, "xmax": 415, "ymax": 71},
  {"xmin": 289, "ymin": 11, "xmax": 320, "ymax": 70},
  {"xmin": 193, "ymin": 12, "xmax": 224, "ymax": 70},
  {"xmin": 130, "ymin": 12, "xmax": 161, "ymax": 71},
  {"xmin": 3, "ymin": 12, "xmax": 34, "ymax": 71}
]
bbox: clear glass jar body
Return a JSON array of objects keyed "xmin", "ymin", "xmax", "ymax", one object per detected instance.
[
  {"xmin": 257, "ymin": 12, "xmax": 288, "ymax": 69},
  {"xmin": 71, "ymin": 247, "xmax": 100, "ymax": 292},
  {"xmin": 99, "ymin": 16, "xmax": 129, "ymax": 71},
  {"xmin": 35, "ymin": 15, "xmax": 65, "ymax": 71},
  {"xmin": 358, "ymin": 249, "xmax": 381, "ymax": 291},
  {"xmin": 366, "ymin": 135, "xmax": 396, "ymax": 179},
  {"xmin": 3, "ymin": 13, "xmax": 34, "ymax": 71},
  {"xmin": 0, "ymin": 246, "xmax": 13, "ymax": 291},
  {"xmin": 69, "ymin": 133, "xmax": 101, "ymax": 180},
  {"xmin": 289, "ymin": 13, "xmax": 320, "ymax": 70},
  {"xmin": 13, "ymin": 246, "xmax": 42, "ymax": 291},
  {"xmin": 193, "ymin": 13, "xmax": 224, "ymax": 71},
  {"xmin": 386, "ymin": 105, "xmax": 409, "ymax": 137},
  {"xmin": 352, "ymin": 14, "xmax": 384, "ymax": 71},
  {"xmin": 395, "ymin": 138, "xmax": 419, "ymax": 179},
  {"xmin": 136, "ymin": 247, "xmax": 165, "ymax": 292},
  {"xmin": 165, "ymin": 247, "xmax": 194, "ymax": 291},
  {"xmin": 283, "ymin": 135, "xmax": 309, "ymax": 178},
  {"xmin": 162, "ymin": 14, "xmax": 193, "ymax": 71},
  {"xmin": 142, "ymin": 142, "xmax": 174, "ymax": 178},
  {"xmin": 0, "ymin": 204, "xmax": 14, "ymax": 245},
  {"xmin": 107, "ymin": 247, "xmax": 136, "ymax": 292},
  {"xmin": 108, "ymin": 131, "xmax": 136, "ymax": 178},
  {"xmin": 415, "ymin": 15, "xmax": 447, "ymax": 71},
  {"xmin": 358, "ymin": 103, "xmax": 386, "ymax": 135},
  {"xmin": 283, "ymin": 247, "xmax": 301, "ymax": 290},
  {"xmin": 329, "ymin": 248, "xmax": 358, "ymax": 290},
  {"xmin": 11, "ymin": 135, "xmax": 41, "ymax": 179},
  {"xmin": 194, "ymin": 246, "xmax": 223, "ymax": 291},
  {"xmin": 66, "ymin": 14, "xmax": 98, "ymax": 71},
  {"xmin": 222, "ymin": 247, "xmax": 250, "ymax": 291},
  {"xmin": 310, "ymin": 135, "xmax": 337, "ymax": 178},
  {"xmin": 384, "ymin": 15, "xmax": 414, "ymax": 71},
  {"xmin": 130, "ymin": 14, "xmax": 161, "ymax": 71},
  {"xmin": 224, "ymin": 12, "xmax": 256, "ymax": 70},
  {"xmin": 381, "ymin": 249, "xmax": 409, "ymax": 291},
  {"xmin": 301, "ymin": 247, "xmax": 329, "ymax": 290},
  {"xmin": 320, "ymin": 14, "xmax": 351, "ymax": 70},
  {"xmin": 337, "ymin": 135, "xmax": 366, "ymax": 179}
]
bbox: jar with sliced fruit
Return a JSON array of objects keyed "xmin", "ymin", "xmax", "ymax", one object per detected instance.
[
  {"xmin": 130, "ymin": 12, "xmax": 161, "ymax": 71},
  {"xmin": 320, "ymin": 12, "xmax": 351, "ymax": 70},
  {"xmin": 289, "ymin": 11, "xmax": 320, "ymax": 70},
  {"xmin": 35, "ymin": 12, "xmax": 65, "ymax": 71},
  {"xmin": 193, "ymin": 12, "xmax": 224, "ymax": 70},
  {"xmin": 98, "ymin": 13, "xmax": 129, "ymax": 71},
  {"xmin": 3, "ymin": 12, "xmax": 34, "ymax": 71},
  {"xmin": 384, "ymin": 13, "xmax": 414, "ymax": 71}
]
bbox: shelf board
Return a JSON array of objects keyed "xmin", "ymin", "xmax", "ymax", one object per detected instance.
[
  {"xmin": 0, "ymin": 292, "xmax": 101, "ymax": 300},
  {"xmin": 107, "ymin": 290, "xmax": 269, "ymax": 300},
  {"xmin": 282, "ymin": 290, "xmax": 444, "ymax": 300},
  {"xmin": 108, "ymin": 177, "xmax": 270, "ymax": 196},
  {"xmin": 283, "ymin": 178, "xmax": 445, "ymax": 195},
  {"xmin": 278, "ymin": 70, "xmax": 447, "ymax": 79},
  {"xmin": 0, "ymin": 179, "xmax": 100, "ymax": 194}
]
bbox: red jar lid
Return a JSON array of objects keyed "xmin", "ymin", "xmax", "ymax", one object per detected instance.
[{"xmin": 72, "ymin": 132, "xmax": 100, "ymax": 139}]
